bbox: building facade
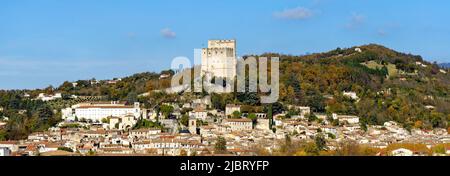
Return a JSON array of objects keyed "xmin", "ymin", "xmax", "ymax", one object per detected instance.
[
  {"xmin": 224, "ymin": 119, "xmax": 253, "ymax": 131},
  {"xmin": 62, "ymin": 102, "xmax": 141, "ymax": 122},
  {"xmin": 201, "ymin": 40, "xmax": 237, "ymax": 79}
]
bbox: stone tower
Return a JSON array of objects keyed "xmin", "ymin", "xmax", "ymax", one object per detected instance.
[
  {"xmin": 201, "ymin": 39, "xmax": 237, "ymax": 79},
  {"xmin": 188, "ymin": 118, "xmax": 197, "ymax": 134}
]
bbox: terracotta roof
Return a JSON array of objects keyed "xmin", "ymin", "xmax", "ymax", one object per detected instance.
[
  {"xmin": 77, "ymin": 106, "xmax": 134, "ymax": 109},
  {"xmin": 0, "ymin": 141, "xmax": 19, "ymax": 145},
  {"xmin": 226, "ymin": 118, "xmax": 252, "ymax": 122},
  {"xmin": 131, "ymin": 128, "xmax": 161, "ymax": 132},
  {"xmin": 40, "ymin": 150, "xmax": 80, "ymax": 156}
]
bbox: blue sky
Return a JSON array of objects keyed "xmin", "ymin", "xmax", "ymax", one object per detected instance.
[{"xmin": 0, "ymin": 0, "xmax": 449, "ymax": 89}]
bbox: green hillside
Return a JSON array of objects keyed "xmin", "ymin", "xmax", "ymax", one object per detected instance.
[{"xmin": 0, "ymin": 44, "xmax": 449, "ymax": 140}]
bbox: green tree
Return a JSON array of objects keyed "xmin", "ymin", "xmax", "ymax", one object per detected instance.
[
  {"xmin": 232, "ymin": 111, "xmax": 242, "ymax": 119},
  {"xmin": 160, "ymin": 105, "xmax": 174, "ymax": 118},
  {"xmin": 101, "ymin": 118, "xmax": 109, "ymax": 124},
  {"xmin": 180, "ymin": 115, "xmax": 189, "ymax": 127},
  {"xmin": 0, "ymin": 129, "xmax": 7, "ymax": 141},
  {"xmin": 307, "ymin": 113, "xmax": 318, "ymax": 122},
  {"xmin": 314, "ymin": 134, "xmax": 327, "ymax": 151},
  {"xmin": 215, "ymin": 136, "xmax": 227, "ymax": 154},
  {"xmin": 304, "ymin": 142, "xmax": 319, "ymax": 155},
  {"xmin": 247, "ymin": 113, "xmax": 257, "ymax": 124},
  {"xmin": 57, "ymin": 147, "xmax": 74, "ymax": 152}
]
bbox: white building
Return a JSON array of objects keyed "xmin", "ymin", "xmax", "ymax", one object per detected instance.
[
  {"xmin": 333, "ymin": 114, "xmax": 360, "ymax": 124},
  {"xmin": 343, "ymin": 91, "xmax": 359, "ymax": 101},
  {"xmin": 223, "ymin": 119, "xmax": 253, "ymax": 131},
  {"xmin": 225, "ymin": 104, "xmax": 241, "ymax": 117},
  {"xmin": 391, "ymin": 148, "xmax": 414, "ymax": 156},
  {"xmin": 62, "ymin": 101, "xmax": 141, "ymax": 122},
  {"xmin": 0, "ymin": 147, "xmax": 11, "ymax": 156},
  {"xmin": 129, "ymin": 128, "xmax": 162, "ymax": 139},
  {"xmin": 201, "ymin": 39, "xmax": 237, "ymax": 79},
  {"xmin": 109, "ymin": 115, "xmax": 137, "ymax": 130},
  {"xmin": 0, "ymin": 141, "xmax": 19, "ymax": 153},
  {"xmin": 288, "ymin": 105, "xmax": 311, "ymax": 117},
  {"xmin": 189, "ymin": 107, "xmax": 208, "ymax": 120},
  {"xmin": 255, "ymin": 119, "xmax": 271, "ymax": 131},
  {"xmin": 36, "ymin": 93, "xmax": 62, "ymax": 101}
]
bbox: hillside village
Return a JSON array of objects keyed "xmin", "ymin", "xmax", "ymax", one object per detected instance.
[
  {"xmin": 1, "ymin": 41, "xmax": 449, "ymax": 156},
  {"xmin": 1, "ymin": 99, "xmax": 449, "ymax": 156}
]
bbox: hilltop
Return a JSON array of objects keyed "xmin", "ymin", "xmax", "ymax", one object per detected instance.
[
  {"xmin": 0, "ymin": 44, "xmax": 449, "ymax": 140},
  {"xmin": 271, "ymin": 44, "xmax": 449, "ymax": 130}
]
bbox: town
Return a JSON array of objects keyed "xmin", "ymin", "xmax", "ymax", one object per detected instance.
[{"xmin": 0, "ymin": 40, "xmax": 449, "ymax": 156}]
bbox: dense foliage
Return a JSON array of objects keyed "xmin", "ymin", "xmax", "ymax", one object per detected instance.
[{"xmin": 0, "ymin": 44, "xmax": 449, "ymax": 140}]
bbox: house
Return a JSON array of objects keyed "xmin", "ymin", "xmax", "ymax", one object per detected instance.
[
  {"xmin": 425, "ymin": 105, "xmax": 435, "ymax": 110},
  {"xmin": 225, "ymin": 104, "xmax": 241, "ymax": 117},
  {"xmin": 199, "ymin": 126, "xmax": 216, "ymax": 137},
  {"xmin": 37, "ymin": 142, "xmax": 62, "ymax": 154},
  {"xmin": 391, "ymin": 148, "xmax": 413, "ymax": 156},
  {"xmin": 321, "ymin": 126, "xmax": 338, "ymax": 137},
  {"xmin": 23, "ymin": 93, "xmax": 31, "ymax": 98},
  {"xmin": 129, "ymin": 128, "xmax": 162, "ymax": 139},
  {"xmin": 35, "ymin": 93, "xmax": 62, "ymax": 101},
  {"xmin": 254, "ymin": 113, "xmax": 267, "ymax": 119},
  {"xmin": 0, "ymin": 141, "xmax": 19, "ymax": 153},
  {"xmin": 343, "ymin": 91, "xmax": 359, "ymax": 100},
  {"xmin": 23, "ymin": 144, "xmax": 38, "ymax": 156},
  {"xmin": 62, "ymin": 101, "xmax": 141, "ymax": 122},
  {"xmin": 288, "ymin": 105, "xmax": 311, "ymax": 117},
  {"xmin": 0, "ymin": 120, "xmax": 6, "ymax": 128},
  {"xmin": 106, "ymin": 78, "xmax": 122, "ymax": 84},
  {"xmin": 99, "ymin": 148, "xmax": 134, "ymax": 155},
  {"xmin": 333, "ymin": 114, "xmax": 360, "ymax": 124},
  {"xmin": 192, "ymin": 96, "xmax": 211, "ymax": 109},
  {"xmin": 223, "ymin": 119, "xmax": 253, "ymax": 131},
  {"xmin": 40, "ymin": 150, "xmax": 79, "ymax": 156},
  {"xmin": 28, "ymin": 132, "xmax": 50, "ymax": 142},
  {"xmin": 255, "ymin": 119, "xmax": 271, "ymax": 131},
  {"xmin": 109, "ymin": 115, "xmax": 137, "ymax": 130},
  {"xmin": 415, "ymin": 61, "xmax": 427, "ymax": 68},
  {"xmin": 189, "ymin": 107, "xmax": 208, "ymax": 120},
  {"xmin": 0, "ymin": 147, "xmax": 11, "ymax": 156},
  {"xmin": 159, "ymin": 74, "xmax": 171, "ymax": 79}
]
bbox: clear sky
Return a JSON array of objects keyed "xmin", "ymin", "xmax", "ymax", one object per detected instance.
[{"xmin": 1, "ymin": 0, "xmax": 449, "ymax": 89}]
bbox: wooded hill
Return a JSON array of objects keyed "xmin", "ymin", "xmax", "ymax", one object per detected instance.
[{"xmin": 0, "ymin": 44, "xmax": 449, "ymax": 140}]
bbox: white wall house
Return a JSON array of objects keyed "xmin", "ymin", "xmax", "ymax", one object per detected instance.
[
  {"xmin": 62, "ymin": 102, "xmax": 141, "ymax": 122},
  {"xmin": 391, "ymin": 148, "xmax": 414, "ymax": 156},
  {"xmin": 0, "ymin": 147, "xmax": 11, "ymax": 156},
  {"xmin": 36, "ymin": 93, "xmax": 62, "ymax": 101},
  {"xmin": 189, "ymin": 108, "xmax": 208, "ymax": 120},
  {"xmin": 332, "ymin": 114, "xmax": 360, "ymax": 124},
  {"xmin": 225, "ymin": 104, "xmax": 241, "ymax": 117},
  {"xmin": 224, "ymin": 119, "xmax": 253, "ymax": 131},
  {"xmin": 343, "ymin": 91, "xmax": 359, "ymax": 100},
  {"xmin": 129, "ymin": 128, "xmax": 162, "ymax": 139},
  {"xmin": 255, "ymin": 119, "xmax": 271, "ymax": 131},
  {"xmin": 0, "ymin": 141, "xmax": 19, "ymax": 153},
  {"xmin": 108, "ymin": 115, "xmax": 137, "ymax": 130}
]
